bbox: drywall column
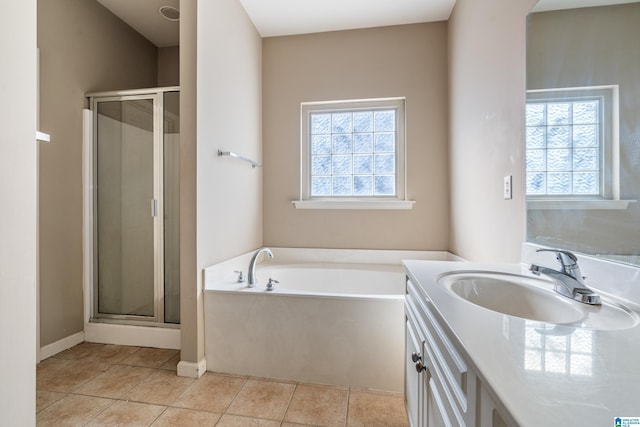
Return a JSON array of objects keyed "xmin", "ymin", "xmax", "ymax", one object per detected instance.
[
  {"xmin": 180, "ymin": 0, "xmax": 262, "ymax": 376},
  {"xmin": 448, "ymin": 0, "xmax": 538, "ymax": 262},
  {"xmin": 0, "ymin": 1, "xmax": 37, "ymax": 423},
  {"xmin": 178, "ymin": 0, "xmax": 204, "ymax": 377},
  {"xmin": 196, "ymin": 0, "xmax": 262, "ymax": 264}
]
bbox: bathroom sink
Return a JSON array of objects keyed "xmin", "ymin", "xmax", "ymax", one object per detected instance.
[
  {"xmin": 438, "ymin": 271, "xmax": 584, "ymax": 323},
  {"xmin": 578, "ymin": 301, "xmax": 639, "ymax": 330},
  {"xmin": 437, "ymin": 271, "xmax": 639, "ymax": 329}
]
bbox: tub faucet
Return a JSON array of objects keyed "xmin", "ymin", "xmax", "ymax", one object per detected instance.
[
  {"xmin": 529, "ymin": 249, "xmax": 601, "ymax": 305},
  {"xmin": 247, "ymin": 247, "xmax": 274, "ymax": 287}
]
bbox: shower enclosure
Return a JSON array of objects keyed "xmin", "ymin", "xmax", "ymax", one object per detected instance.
[{"xmin": 88, "ymin": 87, "xmax": 180, "ymax": 326}]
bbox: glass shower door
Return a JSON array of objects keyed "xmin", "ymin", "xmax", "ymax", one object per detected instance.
[
  {"xmin": 163, "ymin": 91, "xmax": 180, "ymax": 324},
  {"xmin": 95, "ymin": 96, "xmax": 161, "ymax": 320}
]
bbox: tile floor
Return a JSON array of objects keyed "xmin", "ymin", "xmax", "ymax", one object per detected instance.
[{"xmin": 37, "ymin": 342, "xmax": 409, "ymax": 426}]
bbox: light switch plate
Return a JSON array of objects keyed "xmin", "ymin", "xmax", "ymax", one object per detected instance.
[{"xmin": 504, "ymin": 175, "xmax": 512, "ymax": 200}]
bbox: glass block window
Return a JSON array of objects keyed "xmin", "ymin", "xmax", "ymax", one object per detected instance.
[
  {"xmin": 526, "ymin": 98, "xmax": 602, "ymax": 196},
  {"xmin": 301, "ymin": 99, "xmax": 405, "ymax": 199}
]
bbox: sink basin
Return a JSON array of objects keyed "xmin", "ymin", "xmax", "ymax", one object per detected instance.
[
  {"xmin": 438, "ymin": 271, "xmax": 639, "ymax": 330},
  {"xmin": 578, "ymin": 301, "xmax": 639, "ymax": 330},
  {"xmin": 438, "ymin": 271, "xmax": 584, "ymax": 323}
]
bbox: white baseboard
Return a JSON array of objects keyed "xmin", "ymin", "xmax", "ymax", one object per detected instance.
[
  {"xmin": 38, "ymin": 323, "xmax": 180, "ymax": 362},
  {"xmin": 84, "ymin": 322, "xmax": 180, "ymax": 349},
  {"xmin": 177, "ymin": 359, "xmax": 207, "ymax": 378},
  {"xmin": 39, "ymin": 331, "xmax": 85, "ymax": 361}
]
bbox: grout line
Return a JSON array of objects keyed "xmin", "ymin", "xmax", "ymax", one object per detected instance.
[
  {"xmin": 167, "ymin": 372, "xmax": 198, "ymax": 406},
  {"xmin": 79, "ymin": 394, "xmax": 118, "ymax": 427},
  {"xmin": 35, "ymin": 390, "xmax": 69, "ymax": 414},
  {"xmin": 345, "ymin": 387, "xmax": 351, "ymax": 427},
  {"xmin": 281, "ymin": 382, "xmax": 298, "ymax": 424},
  {"xmin": 149, "ymin": 405, "xmax": 170, "ymax": 426},
  {"xmin": 221, "ymin": 375, "xmax": 249, "ymax": 415}
]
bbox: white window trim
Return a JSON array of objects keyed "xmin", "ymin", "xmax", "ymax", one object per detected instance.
[
  {"xmin": 294, "ymin": 97, "xmax": 414, "ymax": 210},
  {"xmin": 527, "ymin": 198, "xmax": 634, "ymax": 210},
  {"xmin": 526, "ymin": 85, "xmax": 634, "ymax": 210},
  {"xmin": 292, "ymin": 199, "xmax": 415, "ymax": 210}
]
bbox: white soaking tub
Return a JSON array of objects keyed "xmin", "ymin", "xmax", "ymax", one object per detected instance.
[{"xmin": 203, "ymin": 248, "xmax": 454, "ymax": 392}]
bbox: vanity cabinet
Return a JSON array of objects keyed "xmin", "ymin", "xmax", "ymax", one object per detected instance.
[{"xmin": 405, "ymin": 278, "xmax": 511, "ymax": 427}]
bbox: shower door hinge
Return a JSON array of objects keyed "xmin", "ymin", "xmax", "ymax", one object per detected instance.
[{"xmin": 151, "ymin": 199, "xmax": 159, "ymax": 217}]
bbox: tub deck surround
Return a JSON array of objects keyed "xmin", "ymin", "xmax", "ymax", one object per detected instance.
[
  {"xmin": 204, "ymin": 248, "xmax": 452, "ymax": 393},
  {"xmin": 208, "ymin": 263, "xmax": 406, "ymax": 298},
  {"xmin": 205, "ymin": 287, "xmax": 405, "ymax": 392},
  {"xmin": 204, "ymin": 247, "xmax": 455, "ymax": 287},
  {"xmin": 403, "ymin": 259, "xmax": 640, "ymax": 426}
]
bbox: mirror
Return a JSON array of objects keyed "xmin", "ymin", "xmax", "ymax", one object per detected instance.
[{"xmin": 526, "ymin": 1, "xmax": 640, "ymax": 265}]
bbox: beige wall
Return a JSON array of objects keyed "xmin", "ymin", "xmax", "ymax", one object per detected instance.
[
  {"xmin": 38, "ymin": 0, "xmax": 158, "ymax": 346},
  {"xmin": 0, "ymin": 1, "xmax": 37, "ymax": 422},
  {"xmin": 158, "ymin": 46, "xmax": 180, "ymax": 87},
  {"xmin": 448, "ymin": 0, "xmax": 537, "ymax": 262},
  {"xmin": 180, "ymin": 0, "xmax": 262, "ymax": 366},
  {"xmin": 262, "ymin": 23, "xmax": 449, "ymax": 250}
]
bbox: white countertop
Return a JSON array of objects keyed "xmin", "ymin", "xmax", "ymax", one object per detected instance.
[{"xmin": 403, "ymin": 260, "xmax": 640, "ymax": 427}]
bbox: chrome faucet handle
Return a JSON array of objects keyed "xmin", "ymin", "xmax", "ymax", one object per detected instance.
[
  {"xmin": 536, "ymin": 248, "xmax": 579, "ymax": 272},
  {"xmin": 536, "ymin": 248, "xmax": 577, "ymax": 265},
  {"xmin": 535, "ymin": 248, "xmax": 585, "ymax": 283},
  {"xmin": 234, "ymin": 270, "xmax": 245, "ymax": 283},
  {"xmin": 266, "ymin": 278, "xmax": 279, "ymax": 291}
]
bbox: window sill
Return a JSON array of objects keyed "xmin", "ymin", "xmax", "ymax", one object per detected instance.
[
  {"xmin": 527, "ymin": 199, "xmax": 636, "ymax": 210},
  {"xmin": 292, "ymin": 199, "xmax": 415, "ymax": 210}
]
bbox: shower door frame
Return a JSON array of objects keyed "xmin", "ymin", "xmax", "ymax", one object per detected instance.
[{"xmin": 88, "ymin": 86, "xmax": 178, "ymax": 326}]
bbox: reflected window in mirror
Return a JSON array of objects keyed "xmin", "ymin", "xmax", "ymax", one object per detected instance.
[
  {"xmin": 526, "ymin": 3, "xmax": 640, "ymax": 264},
  {"xmin": 524, "ymin": 322, "xmax": 594, "ymax": 377},
  {"xmin": 526, "ymin": 86, "xmax": 619, "ymax": 201}
]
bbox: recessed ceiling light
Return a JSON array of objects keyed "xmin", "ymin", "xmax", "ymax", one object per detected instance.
[{"xmin": 159, "ymin": 6, "xmax": 180, "ymax": 22}]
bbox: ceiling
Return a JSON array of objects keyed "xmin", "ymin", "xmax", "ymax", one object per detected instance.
[
  {"xmin": 97, "ymin": 0, "xmax": 455, "ymax": 42},
  {"xmin": 97, "ymin": 0, "xmax": 179, "ymax": 47},
  {"xmin": 533, "ymin": 0, "xmax": 638, "ymax": 11},
  {"xmin": 96, "ymin": 0, "xmax": 637, "ymax": 47},
  {"xmin": 238, "ymin": 0, "xmax": 455, "ymax": 37}
]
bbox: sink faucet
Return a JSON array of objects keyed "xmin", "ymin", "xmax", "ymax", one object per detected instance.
[
  {"xmin": 529, "ymin": 249, "xmax": 601, "ymax": 305},
  {"xmin": 247, "ymin": 247, "xmax": 274, "ymax": 287}
]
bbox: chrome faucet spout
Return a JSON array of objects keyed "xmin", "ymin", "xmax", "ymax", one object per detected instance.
[
  {"xmin": 530, "ymin": 249, "xmax": 601, "ymax": 305},
  {"xmin": 247, "ymin": 248, "xmax": 274, "ymax": 287}
]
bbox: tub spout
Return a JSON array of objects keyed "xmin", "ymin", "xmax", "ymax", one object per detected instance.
[{"xmin": 247, "ymin": 248, "xmax": 273, "ymax": 287}]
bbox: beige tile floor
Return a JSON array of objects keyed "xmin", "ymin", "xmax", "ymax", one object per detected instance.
[{"xmin": 37, "ymin": 342, "xmax": 409, "ymax": 426}]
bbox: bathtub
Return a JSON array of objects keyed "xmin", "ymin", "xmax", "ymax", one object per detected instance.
[{"xmin": 203, "ymin": 248, "xmax": 455, "ymax": 393}]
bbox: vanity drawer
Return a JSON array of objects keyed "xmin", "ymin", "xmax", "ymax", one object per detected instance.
[{"xmin": 405, "ymin": 279, "xmax": 428, "ymax": 314}]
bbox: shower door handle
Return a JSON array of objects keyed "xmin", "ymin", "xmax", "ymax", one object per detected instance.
[{"xmin": 151, "ymin": 199, "xmax": 158, "ymax": 217}]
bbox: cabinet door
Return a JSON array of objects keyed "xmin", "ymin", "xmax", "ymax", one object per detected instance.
[
  {"xmin": 478, "ymin": 383, "xmax": 511, "ymax": 427},
  {"xmin": 426, "ymin": 375, "xmax": 452, "ymax": 427},
  {"xmin": 406, "ymin": 317, "xmax": 423, "ymax": 427}
]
